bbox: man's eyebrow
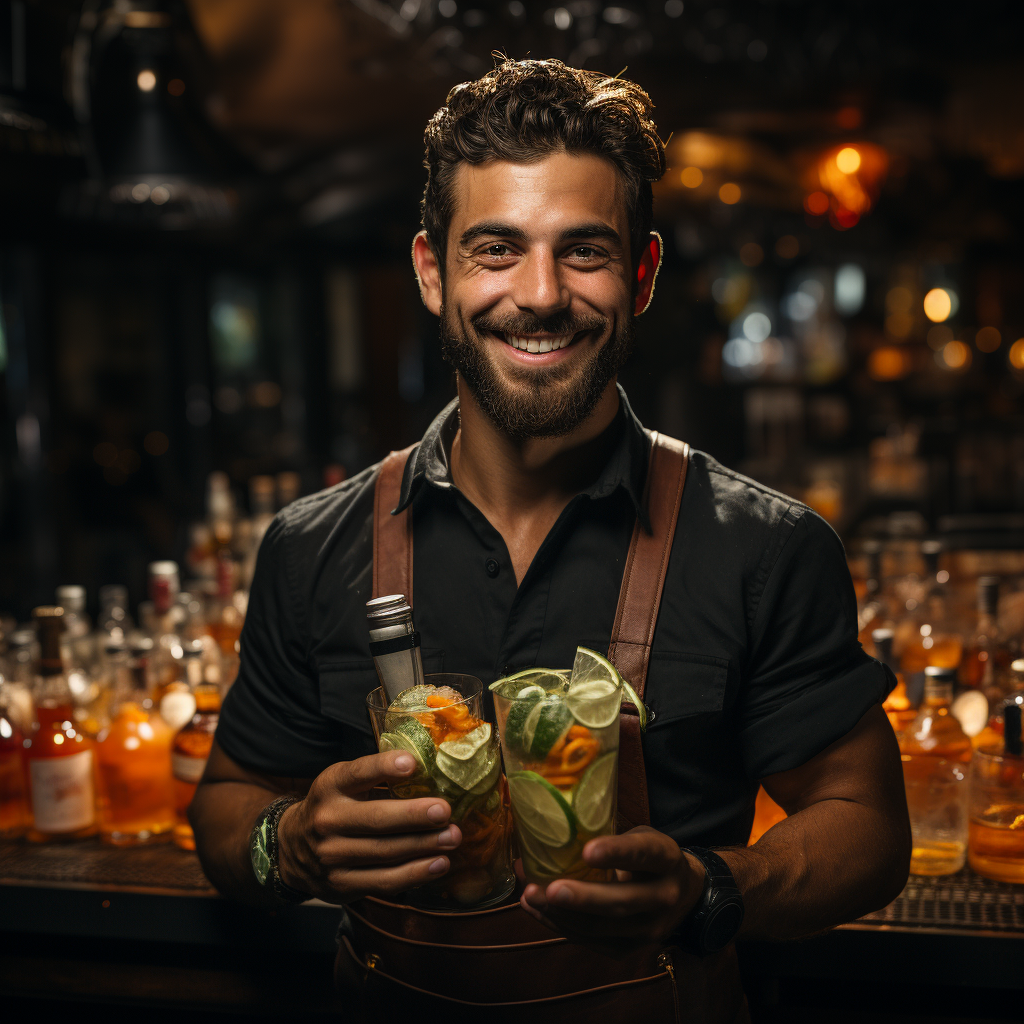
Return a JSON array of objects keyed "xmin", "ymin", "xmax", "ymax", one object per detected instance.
[
  {"xmin": 458, "ymin": 223, "xmax": 527, "ymax": 247},
  {"xmin": 559, "ymin": 223, "xmax": 622, "ymax": 245}
]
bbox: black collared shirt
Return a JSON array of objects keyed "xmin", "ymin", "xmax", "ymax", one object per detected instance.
[{"xmin": 217, "ymin": 387, "xmax": 891, "ymax": 846}]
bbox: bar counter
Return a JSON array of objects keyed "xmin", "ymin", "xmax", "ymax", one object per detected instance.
[{"xmin": 1, "ymin": 838, "xmax": 1021, "ymax": 1022}]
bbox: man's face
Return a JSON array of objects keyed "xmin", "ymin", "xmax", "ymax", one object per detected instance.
[{"xmin": 436, "ymin": 151, "xmax": 635, "ymax": 441}]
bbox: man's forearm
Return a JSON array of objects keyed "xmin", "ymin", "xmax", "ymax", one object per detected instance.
[
  {"xmin": 189, "ymin": 778, "xmax": 289, "ymax": 907},
  {"xmin": 718, "ymin": 794, "xmax": 910, "ymax": 941}
]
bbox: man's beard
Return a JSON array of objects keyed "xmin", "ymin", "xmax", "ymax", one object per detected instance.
[{"xmin": 439, "ymin": 305, "xmax": 635, "ymax": 441}]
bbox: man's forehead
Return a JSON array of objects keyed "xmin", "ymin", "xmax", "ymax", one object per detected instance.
[{"xmin": 450, "ymin": 152, "xmax": 627, "ymax": 237}]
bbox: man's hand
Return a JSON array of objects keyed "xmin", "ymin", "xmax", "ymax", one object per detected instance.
[
  {"xmin": 276, "ymin": 750, "xmax": 462, "ymax": 903},
  {"xmin": 520, "ymin": 826, "xmax": 705, "ymax": 950}
]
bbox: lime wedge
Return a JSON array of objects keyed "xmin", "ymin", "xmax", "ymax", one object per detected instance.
[
  {"xmin": 439, "ymin": 723, "xmax": 491, "ymax": 760},
  {"xmin": 529, "ymin": 696, "xmax": 574, "ymax": 759},
  {"xmin": 619, "ymin": 678, "xmax": 649, "ymax": 732},
  {"xmin": 378, "ymin": 731, "xmax": 427, "ymax": 772},
  {"xmin": 469, "ymin": 757, "xmax": 501, "ymax": 795},
  {"xmin": 508, "ymin": 771, "xmax": 576, "ymax": 849},
  {"xmin": 394, "ymin": 717, "xmax": 437, "ymax": 771},
  {"xmin": 572, "ymin": 751, "xmax": 617, "ymax": 833},
  {"xmin": 503, "ymin": 690, "xmax": 543, "ymax": 753},
  {"xmin": 437, "ymin": 747, "xmax": 498, "ymax": 792},
  {"xmin": 566, "ymin": 678, "xmax": 620, "ymax": 729},
  {"xmin": 489, "ymin": 667, "xmax": 563, "ymax": 693}
]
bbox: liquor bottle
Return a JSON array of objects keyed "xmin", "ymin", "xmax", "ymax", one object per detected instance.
[
  {"xmin": 895, "ymin": 542, "xmax": 962, "ymax": 705},
  {"xmin": 171, "ymin": 675, "xmax": 222, "ymax": 850},
  {"xmin": 857, "ymin": 541, "xmax": 889, "ymax": 657},
  {"xmin": 95, "ymin": 641, "xmax": 175, "ymax": 845},
  {"xmin": 57, "ymin": 584, "xmax": 95, "ymax": 670},
  {"xmin": 366, "ymin": 595, "xmax": 425, "ymax": 703},
  {"xmin": 96, "ymin": 584, "xmax": 134, "ymax": 646},
  {"xmin": 960, "ymin": 577, "xmax": 1012, "ymax": 694},
  {"xmin": 23, "ymin": 607, "xmax": 98, "ymax": 842},
  {"xmin": 0, "ymin": 676, "xmax": 30, "ymax": 836},
  {"xmin": 148, "ymin": 560, "xmax": 183, "ymax": 700},
  {"xmin": 874, "ymin": 628, "xmax": 915, "ymax": 737},
  {"xmin": 207, "ymin": 471, "xmax": 235, "ymax": 552},
  {"xmin": 900, "ymin": 666, "xmax": 973, "ymax": 763},
  {"xmin": 204, "ymin": 555, "xmax": 245, "ymax": 657},
  {"xmin": 159, "ymin": 641, "xmax": 202, "ymax": 732}
]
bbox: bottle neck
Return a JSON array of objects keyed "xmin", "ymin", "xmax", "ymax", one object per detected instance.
[{"xmin": 923, "ymin": 680, "xmax": 953, "ymax": 707}]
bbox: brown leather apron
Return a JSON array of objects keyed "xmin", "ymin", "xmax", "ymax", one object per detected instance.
[{"xmin": 337, "ymin": 431, "xmax": 750, "ymax": 1024}]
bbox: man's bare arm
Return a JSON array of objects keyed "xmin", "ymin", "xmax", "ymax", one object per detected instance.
[
  {"xmin": 520, "ymin": 704, "xmax": 911, "ymax": 946},
  {"xmin": 189, "ymin": 741, "xmax": 462, "ymax": 907}
]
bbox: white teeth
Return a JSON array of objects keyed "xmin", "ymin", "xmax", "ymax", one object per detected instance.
[{"xmin": 505, "ymin": 334, "xmax": 574, "ymax": 352}]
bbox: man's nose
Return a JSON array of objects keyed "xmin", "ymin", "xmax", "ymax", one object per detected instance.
[{"xmin": 511, "ymin": 251, "xmax": 569, "ymax": 317}]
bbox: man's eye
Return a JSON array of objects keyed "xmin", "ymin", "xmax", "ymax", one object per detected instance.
[
  {"xmin": 484, "ymin": 244, "xmax": 514, "ymax": 257},
  {"xmin": 569, "ymin": 246, "xmax": 602, "ymax": 260}
]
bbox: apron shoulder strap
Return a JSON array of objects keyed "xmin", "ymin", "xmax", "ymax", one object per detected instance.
[
  {"xmin": 607, "ymin": 431, "xmax": 690, "ymax": 700},
  {"xmin": 609, "ymin": 431, "xmax": 690, "ymax": 833},
  {"xmin": 372, "ymin": 445, "xmax": 417, "ymax": 602}
]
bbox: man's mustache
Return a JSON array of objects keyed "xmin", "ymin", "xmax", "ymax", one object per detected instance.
[{"xmin": 470, "ymin": 309, "xmax": 608, "ymax": 337}]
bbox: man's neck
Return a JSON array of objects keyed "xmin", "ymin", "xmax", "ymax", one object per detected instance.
[{"xmin": 449, "ymin": 378, "xmax": 621, "ymax": 519}]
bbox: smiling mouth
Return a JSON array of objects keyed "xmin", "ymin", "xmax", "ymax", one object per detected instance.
[{"xmin": 489, "ymin": 330, "xmax": 588, "ymax": 354}]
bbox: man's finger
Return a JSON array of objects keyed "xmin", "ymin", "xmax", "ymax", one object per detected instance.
[
  {"xmin": 334, "ymin": 794, "xmax": 451, "ymax": 835},
  {"xmin": 529, "ymin": 877, "xmax": 673, "ymax": 918},
  {"xmin": 331, "ymin": 854, "xmax": 452, "ymax": 898},
  {"xmin": 319, "ymin": 825, "xmax": 462, "ymax": 867},
  {"xmin": 583, "ymin": 831, "xmax": 680, "ymax": 875},
  {"xmin": 328, "ymin": 751, "xmax": 423, "ymax": 795}
]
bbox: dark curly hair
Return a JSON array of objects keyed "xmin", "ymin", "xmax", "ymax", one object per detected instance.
[{"xmin": 422, "ymin": 58, "xmax": 666, "ymax": 276}]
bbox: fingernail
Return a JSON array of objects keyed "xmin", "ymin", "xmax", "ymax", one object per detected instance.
[
  {"xmin": 428, "ymin": 857, "xmax": 448, "ymax": 874},
  {"xmin": 436, "ymin": 828, "xmax": 455, "ymax": 847},
  {"xmin": 426, "ymin": 803, "xmax": 449, "ymax": 823},
  {"xmin": 395, "ymin": 754, "xmax": 415, "ymax": 772}
]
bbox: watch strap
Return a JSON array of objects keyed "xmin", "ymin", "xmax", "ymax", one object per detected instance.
[
  {"xmin": 253, "ymin": 795, "xmax": 309, "ymax": 904},
  {"xmin": 676, "ymin": 846, "xmax": 744, "ymax": 957}
]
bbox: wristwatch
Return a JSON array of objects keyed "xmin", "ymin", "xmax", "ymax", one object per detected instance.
[
  {"xmin": 674, "ymin": 847, "xmax": 745, "ymax": 956},
  {"xmin": 249, "ymin": 795, "xmax": 309, "ymax": 904}
]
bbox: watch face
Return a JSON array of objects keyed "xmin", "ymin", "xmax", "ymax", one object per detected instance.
[{"xmin": 251, "ymin": 819, "xmax": 271, "ymax": 886}]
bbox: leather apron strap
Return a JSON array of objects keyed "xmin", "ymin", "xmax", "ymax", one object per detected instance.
[
  {"xmin": 372, "ymin": 445, "xmax": 417, "ymax": 601},
  {"xmin": 609, "ymin": 432, "xmax": 690, "ymax": 831}
]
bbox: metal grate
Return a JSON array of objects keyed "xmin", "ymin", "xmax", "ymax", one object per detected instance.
[
  {"xmin": 859, "ymin": 867, "xmax": 1024, "ymax": 932},
  {"xmin": 0, "ymin": 837, "xmax": 216, "ymax": 895}
]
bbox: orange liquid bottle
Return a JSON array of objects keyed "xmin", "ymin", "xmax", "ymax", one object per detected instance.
[
  {"xmin": 23, "ymin": 607, "xmax": 98, "ymax": 842},
  {"xmin": 205, "ymin": 555, "xmax": 244, "ymax": 657},
  {"xmin": 171, "ymin": 680, "xmax": 221, "ymax": 849},
  {"xmin": 95, "ymin": 641, "xmax": 176, "ymax": 845},
  {"xmin": 0, "ymin": 683, "xmax": 29, "ymax": 836}
]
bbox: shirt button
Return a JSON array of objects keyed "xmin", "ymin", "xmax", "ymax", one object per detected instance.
[{"xmin": 485, "ymin": 558, "xmax": 500, "ymax": 578}]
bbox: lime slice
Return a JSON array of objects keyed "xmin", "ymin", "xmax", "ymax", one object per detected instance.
[
  {"xmin": 439, "ymin": 723, "xmax": 491, "ymax": 761},
  {"xmin": 394, "ymin": 717, "xmax": 437, "ymax": 771},
  {"xmin": 516, "ymin": 684, "xmax": 547, "ymax": 700},
  {"xmin": 566, "ymin": 678, "xmax": 620, "ymax": 729},
  {"xmin": 508, "ymin": 771, "xmax": 576, "ymax": 849},
  {"xmin": 489, "ymin": 667, "xmax": 563, "ymax": 693},
  {"xmin": 572, "ymin": 751, "xmax": 617, "ymax": 833},
  {"xmin": 529, "ymin": 696, "xmax": 573, "ymax": 759},
  {"xmin": 503, "ymin": 691, "xmax": 543, "ymax": 753},
  {"xmin": 619, "ymin": 678, "xmax": 649, "ymax": 732},
  {"xmin": 469, "ymin": 757, "xmax": 501, "ymax": 794},
  {"xmin": 516, "ymin": 820, "xmax": 580, "ymax": 878},
  {"xmin": 378, "ymin": 731, "xmax": 427, "ymax": 770},
  {"xmin": 570, "ymin": 647, "xmax": 648, "ymax": 731},
  {"xmin": 437, "ymin": 747, "xmax": 497, "ymax": 792}
]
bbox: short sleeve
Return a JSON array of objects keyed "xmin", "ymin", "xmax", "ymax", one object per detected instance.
[
  {"xmin": 737, "ymin": 509, "xmax": 894, "ymax": 779},
  {"xmin": 215, "ymin": 515, "xmax": 347, "ymax": 777}
]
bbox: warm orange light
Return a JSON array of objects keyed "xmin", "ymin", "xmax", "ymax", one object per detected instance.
[
  {"xmin": 975, "ymin": 326, "xmax": 1001, "ymax": 352},
  {"xmin": 836, "ymin": 147, "xmax": 862, "ymax": 174},
  {"xmin": 137, "ymin": 69, "xmax": 157, "ymax": 92},
  {"xmin": 923, "ymin": 288, "xmax": 952, "ymax": 323},
  {"xmin": 739, "ymin": 242, "xmax": 763, "ymax": 267},
  {"xmin": 869, "ymin": 346, "xmax": 910, "ymax": 381},
  {"xmin": 719, "ymin": 182, "xmax": 741, "ymax": 204},
  {"xmin": 775, "ymin": 235, "xmax": 799, "ymax": 259},
  {"xmin": 937, "ymin": 340, "xmax": 970, "ymax": 370},
  {"xmin": 1009, "ymin": 338, "xmax": 1024, "ymax": 371},
  {"xmin": 804, "ymin": 191, "xmax": 829, "ymax": 215},
  {"xmin": 680, "ymin": 166, "xmax": 703, "ymax": 188}
]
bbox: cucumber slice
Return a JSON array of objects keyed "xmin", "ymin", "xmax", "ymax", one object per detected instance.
[
  {"xmin": 507, "ymin": 771, "xmax": 576, "ymax": 849},
  {"xmin": 503, "ymin": 691, "xmax": 543, "ymax": 753},
  {"xmin": 572, "ymin": 751, "xmax": 617, "ymax": 833},
  {"xmin": 439, "ymin": 723, "xmax": 491, "ymax": 761},
  {"xmin": 528, "ymin": 696, "xmax": 573, "ymax": 759}
]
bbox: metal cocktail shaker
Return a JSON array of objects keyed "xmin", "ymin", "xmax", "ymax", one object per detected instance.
[{"xmin": 366, "ymin": 595, "xmax": 424, "ymax": 703}]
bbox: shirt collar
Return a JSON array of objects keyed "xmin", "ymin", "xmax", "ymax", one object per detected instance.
[{"xmin": 394, "ymin": 384, "xmax": 651, "ymax": 529}]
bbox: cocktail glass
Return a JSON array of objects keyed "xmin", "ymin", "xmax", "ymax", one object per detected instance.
[
  {"xmin": 493, "ymin": 670, "xmax": 619, "ymax": 884},
  {"xmin": 902, "ymin": 755, "xmax": 969, "ymax": 876},
  {"xmin": 969, "ymin": 746, "xmax": 1024, "ymax": 884},
  {"xmin": 366, "ymin": 673, "xmax": 515, "ymax": 909}
]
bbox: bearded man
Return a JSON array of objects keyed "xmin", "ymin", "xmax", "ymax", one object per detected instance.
[{"xmin": 190, "ymin": 59, "xmax": 910, "ymax": 1023}]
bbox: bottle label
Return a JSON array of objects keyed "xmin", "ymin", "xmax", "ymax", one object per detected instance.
[
  {"xmin": 172, "ymin": 752, "xmax": 207, "ymax": 783},
  {"xmin": 160, "ymin": 690, "xmax": 197, "ymax": 732},
  {"xmin": 29, "ymin": 750, "xmax": 95, "ymax": 833}
]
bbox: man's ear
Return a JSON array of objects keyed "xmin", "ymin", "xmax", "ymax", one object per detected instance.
[
  {"xmin": 633, "ymin": 231, "xmax": 662, "ymax": 316},
  {"xmin": 412, "ymin": 231, "xmax": 443, "ymax": 316}
]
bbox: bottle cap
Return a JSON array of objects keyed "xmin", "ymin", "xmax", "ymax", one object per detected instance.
[
  {"xmin": 99, "ymin": 584, "xmax": 129, "ymax": 607},
  {"xmin": 55, "ymin": 586, "xmax": 86, "ymax": 611},
  {"xmin": 32, "ymin": 606, "xmax": 64, "ymax": 620},
  {"xmin": 366, "ymin": 595, "xmax": 413, "ymax": 628},
  {"xmin": 924, "ymin": 665, "xmax": 957, "ymax": 681}
]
